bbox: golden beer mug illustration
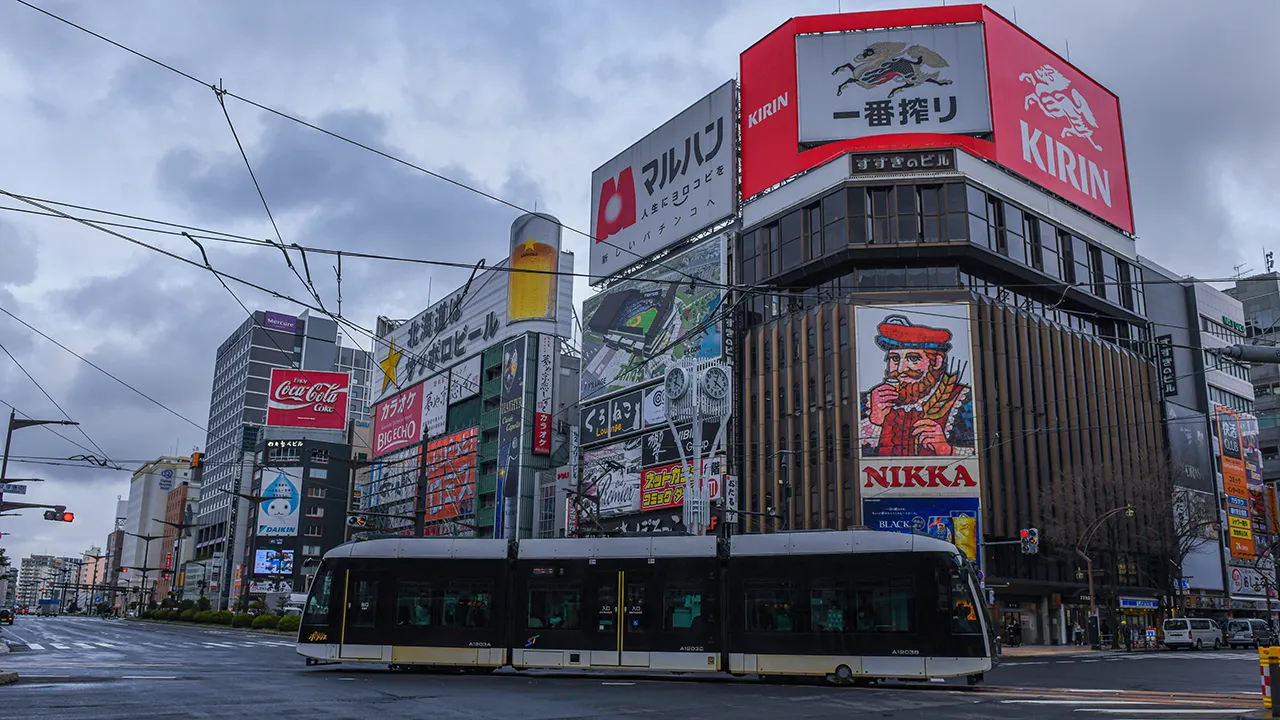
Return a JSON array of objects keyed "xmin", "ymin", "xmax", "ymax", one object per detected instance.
[{"xmin": 508, "ymin": 213, "xmax": 561, "ymax": 322}]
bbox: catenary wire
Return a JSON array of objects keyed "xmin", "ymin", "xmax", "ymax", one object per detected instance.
[
  {"xmin": 0, "ymin": 396, "xmax": 105, "ymax": 460},
  {"xmin": 0, "ymin": 341, "xmax": 119, "ymax": 469},
  {"xmin": 11, "ymin": 0, "xmax": 714, "ymax": 290}
]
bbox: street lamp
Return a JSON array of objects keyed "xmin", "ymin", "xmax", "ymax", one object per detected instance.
[
  {"xmin": 121, "ymin": 531, "xmax": 165, "ymax": 610},
  {"xmin": 0, "ymin": 408, "xmax": 79, "ymax": 485},
  {"xmin": 1076, "ymin": 504, "xmax": 1135, "ymax": 650}
]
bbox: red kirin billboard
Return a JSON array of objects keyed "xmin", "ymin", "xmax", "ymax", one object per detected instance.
[
  {"xmin": 739, "ymin": 4, "xmax": 1134, "ymax": 233},
  {"xmin": 266, "ymin": 369, "xmax": 351, "ymax": 431}
]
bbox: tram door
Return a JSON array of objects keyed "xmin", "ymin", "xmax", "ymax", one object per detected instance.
[
  {"xmin": 590, "ymin": 561, "xmax": 654, "ymax": 668},
  {"xmin": 339, "ymin": 567, "xmax": 387, "ymax": 659}
]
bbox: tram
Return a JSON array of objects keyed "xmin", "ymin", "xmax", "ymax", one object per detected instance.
[{"xmin": 295, "ymin": 529, "xmax": 996, "ymax": 684}]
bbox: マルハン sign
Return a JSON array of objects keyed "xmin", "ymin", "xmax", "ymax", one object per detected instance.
[{"xmin": 590, "ymin": 81, "xmax": 737, "ymax": 283}]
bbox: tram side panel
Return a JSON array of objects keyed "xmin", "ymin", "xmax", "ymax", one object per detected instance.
[
  {"xmin": 297, "ymin": 557, "xmax": 511, "ymax": 668},
  {"xmin": 725, "ymin": 550, "xmax": 991, "ymax": 680},
  {"xmin": 510, "ymin": 554, "xmax": 723, "ymax": 672}
]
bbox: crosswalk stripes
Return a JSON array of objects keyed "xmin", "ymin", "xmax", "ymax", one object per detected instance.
[
  {"xmin": 3, "ymin": 639, "xmax": 296, "ymax": 653},
  {"xmin": 998, "ymin": 698, "xmax": 1254, "ymax": 717}
]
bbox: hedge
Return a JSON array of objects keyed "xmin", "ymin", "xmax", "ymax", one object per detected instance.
[
  {"xmin": 232, "ymin": 613, "xmax": 254, "ymax": 628},
  {"xmin": 155, "ymin": 609, "xmax": 173, "ymax": 620},
  {"xmin": 194, "ymin": 610, "xmax": 214, "ymax": 624},
  {"xmin": 251, "ymin": 614, "xmax": 279, "ymax": 630},
  {"xmin": 180, "ymin": 609, "xmax": 195, "ymax": 622},
  {"xmin": 277, "ymin": 615, "xmax": 300, "ymax": 633}
]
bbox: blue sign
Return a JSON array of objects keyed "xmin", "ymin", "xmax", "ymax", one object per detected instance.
[
  {"xmin": 94, "ymin": 596, "xmax": 102, "ymax": 603},
  {"xmin": 1229, "ymin": 506, "xmax": 1250, "ymax": 518},
  {"xmin": 862, "ymin": 497, "xmax": 982, "ymax": 571},
  {"xmin": 1228, "ymin": 496, "xmax": 1249, "ymax": 507},
  {"xmin": 1119, "ymin": 597, "xmax": 1159, "ymax": 609},
  {"xmin": 38, "ymin": 598, "xmax": 57, "ymax": 605}
]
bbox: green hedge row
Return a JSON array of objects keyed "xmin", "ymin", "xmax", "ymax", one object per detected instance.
[{"xmin": 141, "ymin": 607, "xmax": 293, "ymax": 631}]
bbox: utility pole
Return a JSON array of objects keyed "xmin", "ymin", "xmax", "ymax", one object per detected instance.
[
  {"xmin": 121, "ymin": 531, "xmax": 165, "ymax": 611},
  {"xmin": 1, "ymin": 408, "xmax": 79, "ymax": 512}
]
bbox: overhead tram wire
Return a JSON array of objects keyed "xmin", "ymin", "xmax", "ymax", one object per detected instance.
[
  {"xmin": 0, "ymin": 396, "xmax": 106, "ymax": 460},
  {"xmin": 0, "ymin": 341, "xmax": 121, "ymax": 469},
  {"xmin": 11, "ymin": 0, "xmax": 711, "ymax": 291},
  {"xmin": 0, "ymin": 306, "xmax": 207, "ymax": 432}
]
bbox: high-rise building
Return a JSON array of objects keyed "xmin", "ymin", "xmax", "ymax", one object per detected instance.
[
  {"xmin": 1230, "ymin": 272, "xmax": 1280, "ymax": 484},
  {"xmin": 120, "ymin": 456, "xmax": 194, "ymax": 605},
  {"xmin": 17, "ymin": 555, "xmax": 78, "ymax": 611},
  {"xmin": 196, "ymin": 309, "xmax": 372, "ymax": 609}
]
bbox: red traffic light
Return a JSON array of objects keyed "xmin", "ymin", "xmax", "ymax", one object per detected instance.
[
  {"xmin": 1020, "ymin": 529, "xmax": 1029, "ymax": 539},
  {"xmin": 61, "ymin": 512, "xmax": 74, "ymax": 522}
]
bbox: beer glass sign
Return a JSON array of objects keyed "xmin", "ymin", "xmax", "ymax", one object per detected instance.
[{"xmin": 508, "ymin": 212, "xmax": 561, "ymax": 323}]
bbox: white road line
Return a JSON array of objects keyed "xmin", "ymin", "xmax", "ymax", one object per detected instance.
[
  {"xmin": 120, "ymin": 676, "xmax": 178, "ymax": 680},
  {"xmin": 74, "ymin": 642, "xmax": 94, "ymax": 649},
  {"xmin": 239, "ymin": 642, "xmax": 259, "ymax": 647},
  {"xmin": 602, "ymin": 682, "xmax": 635, "ymax": 686},
  {"xmin": 50, "ymin": 643, "xmax": 70, "ymax": 650},
  {"xmin": 95, "ymin": 642, "xmax": 115, "ymax": 647},
  {"xmin": 25, "ymin": 643, "xmax": 44, "ymax": 650},
  {"xmin": 205, "ymin": 642, "xmax": 235, "ymax": 647},
  {"xmin": 1072, "ymin": 710, "xmax": 1252, "ymax": 716},
  {"xmin": 1000, "ymin": 700, "xmax": 1155, "ymax": 705}
]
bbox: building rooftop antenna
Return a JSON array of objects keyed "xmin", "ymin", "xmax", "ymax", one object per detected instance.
[
  {"xmin": 1233, "ymin": 262, "xmax": 1253, "ymax": 279},
  {"xmin": 1265, "ymin": 249, "xmax": 1274, "ymax": 274}
]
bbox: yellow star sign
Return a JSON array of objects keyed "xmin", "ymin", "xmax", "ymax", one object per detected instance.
[{"xmin": 379, "ymin": 339, "xmax": 402, "ymax": 393}]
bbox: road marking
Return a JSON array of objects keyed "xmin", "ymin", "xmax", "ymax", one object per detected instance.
[
  {"xmin": 26, "ymin": 643, "xmax": 44, "ymax": 650},
  {"xmin": 95, "ymin": 642, "xmax": 115, "ymax": 647},
  {"xmin": 50, "ymin": 643, "xmax": 70, "ymax": 650},
  {"xmin": 1073, "ymin": 710, "xmax": 1252, "ymax": 716},
  {"xmin": 1000, "ymin": 700, "xmax": 1155, "ymax": 705},
  {"xmin": 205, "ymin": 642, "xmax": 235, "ymax": 648},
  {"xmin": 120, "ymin": 676, "xmax": 178, "ymax": 680},
  {"xmin": 602, "ymin": 682, "xmax": 635, "ymax": 686},
  {"xmin": 74, "ymin": 642, "xmax": 94, "ymax": 648}
]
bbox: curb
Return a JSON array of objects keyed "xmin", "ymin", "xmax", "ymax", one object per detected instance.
[
  {"xmin": 0, "ymin": 671, "xmax": 16, "ymax": 685},
  {"xmin": 122, "ymin": 617, "xmax": 295, "ymax": 639}
]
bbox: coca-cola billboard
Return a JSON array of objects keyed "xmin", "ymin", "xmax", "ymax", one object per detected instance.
[{"xmin": 266, "ymin": 369, "xmax": 351, "ymax": 430}]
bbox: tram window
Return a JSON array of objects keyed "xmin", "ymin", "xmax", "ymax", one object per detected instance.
[
  {"xmin": 445, "ymin": 582, "xmax": 491, "ymax": 628},
  {"xmin": 527, "ymin": 582, "xmax": 581, "ymax": 630},
  {"xmin": 810, "ymin": 583, "xmax": 850, "ymax": 632},
  {"xmin": 349, "ymin": 577, "xmax": 379, "ymax": 628},
  {"xmin": 744, "ymin": 582, "xmax": 796, "ymax": 632},
  {"xmin": 396, "ymin": 580, "xmax": 440, "ymax": 627},
  {"xmin": 946, "ymin": 574, "xmax": 982, "ymax": 635},
  {"xmin": 663, "ymin": 586, "xmax": 703, "ymax": 630},
  {"xmin": 302, "ymin": 566, "xmax": 332, "ymax": 625},
  {"xmin": 855, "ymin": 578, "xmax": 915, "ymax": 633}
]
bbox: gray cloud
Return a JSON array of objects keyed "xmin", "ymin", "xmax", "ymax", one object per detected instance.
[{"xmin": 0, "ymin": 0, "xmax": 1277, "ymax": 565}]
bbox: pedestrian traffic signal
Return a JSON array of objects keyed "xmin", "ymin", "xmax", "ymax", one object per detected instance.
[
  {"xmin": 1020, "ymin": 527, "xmax": 1039, "ymax": 554},
  {"xmin": 43, "ymin": 505, "xmax": 73, "ymax": 522},
  {"xmin": 346, "ymin": 515, "xmax": 367, "ymax": 527}
]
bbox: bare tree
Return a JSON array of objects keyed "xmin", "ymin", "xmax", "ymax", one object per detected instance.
[{"xmin": 1039, "ymin": 451, "xmax": 1215, "ymax": 591}]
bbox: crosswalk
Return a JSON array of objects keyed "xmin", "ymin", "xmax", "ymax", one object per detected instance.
[
  {"xmin": 998, "ymin": 698, "xmax": 1255, "ymax": 717},
  {"xmin": 1000, "ymin": 649, "xmax": 1258, "ymax": 666},
  {"xmin": 5, "ymin": 639, "xmax": 297, "ymax": 653}
]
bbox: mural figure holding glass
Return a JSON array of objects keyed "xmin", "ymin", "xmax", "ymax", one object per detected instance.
[{"xmin": 860, "ymin": 313, "xmax": 975, "ymax": 457}]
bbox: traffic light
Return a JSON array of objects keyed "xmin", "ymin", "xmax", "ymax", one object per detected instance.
[
  {"xmin": 43, "ymin": 505, "xmax": 73, "ymax": 522},
  {"xmin": 346, "ymin": 515, "xmax": 367, "ymax": 527},
  {"xmin": 1020, "ymin": 527, "xmax": 1040, "ymax": 555}
]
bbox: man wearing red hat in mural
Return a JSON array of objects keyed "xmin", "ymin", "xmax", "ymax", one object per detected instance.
[{"xmin": 861, "ymin": 315, "xmax": 975, "ymax": 457}]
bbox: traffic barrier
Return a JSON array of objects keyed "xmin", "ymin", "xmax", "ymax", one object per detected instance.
[{"xmin": 1260, "ymin": 646, "xmax": 1280, "ymax": 710}]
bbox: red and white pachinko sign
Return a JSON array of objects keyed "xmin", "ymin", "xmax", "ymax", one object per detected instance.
[
  {"xmin": 372, "ymin": 383, "xmax": 424, "ymax": 457},
  {"xmin": 983, "ymin": 14, "xmax": 1133, "ymax": 233},
  {"xmin": 266, "ymin": 369, "xmax": 350, "ymax": 431}
]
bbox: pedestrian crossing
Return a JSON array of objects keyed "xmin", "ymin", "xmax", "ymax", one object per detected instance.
[
  {"xmin": 999, "ymin": 649, "xmax": 1258, "ymax": 666},
  {"xmin": 997, "ymin": 698, "xmax": 1254, "ymax": 717},
  {"xmin": 5, "ymin": 639, "xmax": 297, "ymax": 653}
]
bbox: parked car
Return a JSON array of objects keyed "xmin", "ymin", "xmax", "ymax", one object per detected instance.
[
  {"xmin": 0, "ymin": 608, "xmax": 13, "ymax": 625},
  {"xmin": 1163, "ymin": 617, "xmax": 1223, "ymax": 650},
  {"xmin": 1226, "ymin": 618, "xmax": 1276, "ymax": 648}
]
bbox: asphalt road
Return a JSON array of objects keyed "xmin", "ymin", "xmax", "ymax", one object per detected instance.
[{"xmin": 0, "ymin": 616, "xmax": 1263, "ymax": 719}]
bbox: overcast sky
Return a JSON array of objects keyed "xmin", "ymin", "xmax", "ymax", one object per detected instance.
[{"xmin": 0, "ymin": 0, "xmax": 1275, "ymax": 564}]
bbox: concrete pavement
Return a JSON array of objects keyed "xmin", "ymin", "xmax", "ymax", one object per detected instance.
[{"xmin": 0, "ymin": 616, "xmax": 1264, "ymax": 719}]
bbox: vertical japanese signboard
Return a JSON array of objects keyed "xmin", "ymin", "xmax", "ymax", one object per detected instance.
[
  {"xmin": 423, "ymin": 428, "xmax": 477, "ymax": 524},
  {"xmin": 856, "ymin": 303, "xmax": 981, "ymax": 569},
  {"xmin": 1216, "ymin": 405, "xmax": 1254, "ymax": 559},
  {"xmin": 1156, "ymin": 335, "xmax": 1177, "ymax": 397},
  {"xmin": 495, "ymin": 337, "xmax": 527, "ymax": 538},
  {"xmin": 421, "ymin": 372, "xmax": 450, "ymax": 441},
  {"xmin": 533, "ymin": 335, "xmax": 555, "ymax": 455},
  {"xmin": 590, "ymin": 81, "xmax": 736, "ymax": 283}
]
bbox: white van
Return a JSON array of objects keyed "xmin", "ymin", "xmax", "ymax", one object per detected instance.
[{"xmin": 1163, "ymin": 617, "xmax": 1223, "ymax": 650}]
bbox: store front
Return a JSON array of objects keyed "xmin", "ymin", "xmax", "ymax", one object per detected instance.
[{"xmin": 1117, "ymin": 596, "xmax": 1160, "ymax": 648}]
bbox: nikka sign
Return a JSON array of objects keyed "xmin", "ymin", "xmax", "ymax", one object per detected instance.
[
  {"xmin": 860, "ymin": 458, "xmax": 981, "ymax": 499},
  {"xmin": 266, "ymin": 369, "xmax": 350, "ymax": 431}
]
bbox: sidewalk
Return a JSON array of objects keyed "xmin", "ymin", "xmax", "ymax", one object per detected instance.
[{"xmin": 1001, "ymin": 645, "xmax": 1098, "ymax": 657}]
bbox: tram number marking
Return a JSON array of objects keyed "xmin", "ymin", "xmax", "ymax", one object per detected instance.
[
  {"xmin": 679, "ymin": 646, "xmax": 705, "ymax": 652},
  {"xmin": 467, "ymin": 641, "xmax": 491, "ymax": 648},
  {"xmin": 890, "ymin": 649, "xmax": 920, "ymax": 656}
]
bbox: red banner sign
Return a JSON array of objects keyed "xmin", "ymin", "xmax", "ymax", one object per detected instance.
[
  {"xmin": 424, "ymin": 428, "xmax": 478, "ymax": 522},
  {"xmin": 372, "ymin": 383, "xmax": 423, "ymax": 457},
  {"xmin": 266, "ymin": 369, "xmax": 350, "ymax": 430}
]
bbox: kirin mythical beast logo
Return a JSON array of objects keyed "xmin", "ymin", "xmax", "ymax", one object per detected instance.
[
  {"xmin": 1019, "ymin": 64, "xmax": 1101, "ymax": 151},
  {"xmin": 832, "ymin": 42, "xmax": 952, "ymax": 98}
]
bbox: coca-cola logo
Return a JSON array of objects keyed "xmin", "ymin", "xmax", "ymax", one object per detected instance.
[{"xmin": 272, "ymin": 379, "xmax": 346, "ymax": 411}]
